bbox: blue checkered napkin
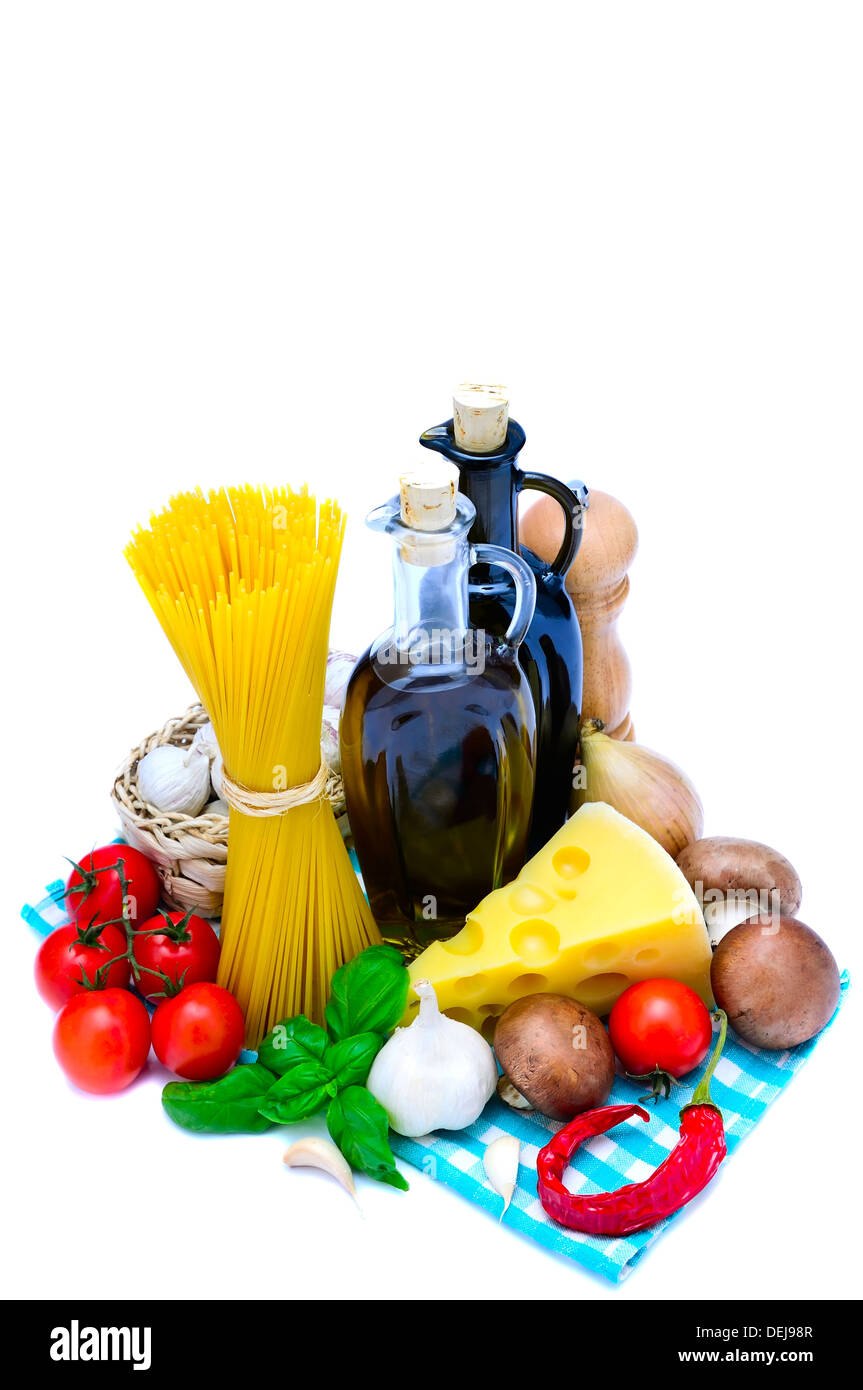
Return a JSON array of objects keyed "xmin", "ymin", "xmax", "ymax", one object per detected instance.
[
  {"xmin": 21, "ymin": 876, "xmax": 76, "ymax": 938},
  {"xmin": 389, "ymin": 976, "xmax": 849, "ymax": 1283},
  {"xmin": 22, "ymin": 869, "xmax": 849, "ymax": 1283}
]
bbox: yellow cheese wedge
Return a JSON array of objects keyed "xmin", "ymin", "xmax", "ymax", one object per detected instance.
[{"xmin": 406, "ymin": 802, "xmax": 712, "ymax": 1033}]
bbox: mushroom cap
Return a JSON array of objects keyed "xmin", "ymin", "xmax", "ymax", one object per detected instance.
[
  {"xmin": 494, "ymin": 993, "xmax": 615, "ymax": 1121},
  {"xmin": 676, "ymin": 836, "xmax": 802, "ymax": 917}
]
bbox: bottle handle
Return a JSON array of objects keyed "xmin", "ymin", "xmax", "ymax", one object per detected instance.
[
  {"xmin": 471, "ymin": 542, "xmax": 537, "ymax": 653},
  {"xmin": 517, "ymin": 472, "xmax": 589, "ymax": 576}
]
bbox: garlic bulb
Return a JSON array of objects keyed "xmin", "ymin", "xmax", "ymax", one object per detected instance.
[
  {"xmin": 189, "ymin": 719, "xmax": 226, "ymax": 801},
  {"xmin": 203, "ymin": 797, "xmax": 230, "ymax": 819},
  {"xmin": 573, "ymin": 719, "xmax": 704, "ymax": 859},
  {"xmin": 325, "ymin": 650, "xmax": 357, "ymax": 711},
  {"xmin": 137, "ymin": 744, "xmax": 212, "ymax": 816},
  {"xmin": 210, "ymin": 748, "xmax": 224, "ymax": 800},
  {"xmin": 367, "ymin": 979, "xmax": 497, "ymax": 1137},
  {"xmin": 483, "ymin": 1136, "xmax": 520, "ymax": 1218},
  {"xmin": 192, "ymin": 720, "xmax": 220, "ymax": 761},
  {"xmin": 321, "ymin": 704, "xmax": 341, "ymax": 778}
]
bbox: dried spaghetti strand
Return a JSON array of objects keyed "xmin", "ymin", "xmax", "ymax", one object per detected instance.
[{"xmin": 126, "ymin": 485, "xmax": 379, "ymax": 1044}]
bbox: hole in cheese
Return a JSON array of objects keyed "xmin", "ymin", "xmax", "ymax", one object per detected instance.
[
  {"xmin": 442, "ymin": 919, "xmax": 484, "ymax": 956},
  {"xmin": 479, "ymin": 1003, "xmax": 501, "ymax": 1016},
  {"xmin": 552, "ymin": 846, "xmax": 591, "ymax": 878},
  {"xmin": 510, "ymin": 884, "xmax": 556, "ymax": 914},
  {"xmin": 453, "ymin": 972, "xmax": 489, "ymax": 999},
  {"xmin": 480, "ymin": 1015, "xmax": 498, "ymax": 1043},
  {"xmin": 444, "ymin": 1007, "xmax": 473, "ymax": 1025},
  {"xmin": 509, "ymin": 972, "xmax": 549, "ymax": 996},
  {"xmin": 583, "ymin": 942, "xmax": 621, "ymax": 970},
  {"xmin": 635, "ymin": 947, "xmax": 661, "ymax": 964},
  {"xmin": 575, "ymin": 972, "xmax": 629, "ymax": 1009},
  {"xmin": 509, "ymin": 919, "xmax": 560, "ymax": 967}
]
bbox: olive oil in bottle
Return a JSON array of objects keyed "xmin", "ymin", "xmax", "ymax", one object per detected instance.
[{"xmin": 340, "ymin": 463, "xmax": 537, "ymax": 954}]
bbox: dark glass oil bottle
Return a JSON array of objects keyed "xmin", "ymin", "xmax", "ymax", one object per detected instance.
[
  {"xmin": 420, "ymin": 387, "xmax": 588, "ymax": 853},
  {"xmin": 340, "ymin": 469, "xmax": 537, "ymax": 954}
]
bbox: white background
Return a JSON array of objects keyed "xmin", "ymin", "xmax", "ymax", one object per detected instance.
[{"xmin": 2, "ymin": 1, "xmax": 861, "ymax": 1303}]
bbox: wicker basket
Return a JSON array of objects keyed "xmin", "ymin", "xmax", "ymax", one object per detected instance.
[{"xmin": 110, "ymin": 705, "xmax": 349, "ymax": 916}]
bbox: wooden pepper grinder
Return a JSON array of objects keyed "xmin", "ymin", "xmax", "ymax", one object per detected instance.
[{"xmin": 520, "ymin": 489, "xmax": 638, "ymax": 741}]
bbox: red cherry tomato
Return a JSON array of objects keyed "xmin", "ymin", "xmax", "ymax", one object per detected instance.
[
  {"xmin": 65, "ymin": 844, "xmax": 160, "ymax": 931},
  {"xmin": 53, "ymin": 988, "xmax": 151, "ymax": 1094},
  {"xmin": 131, "ymin": 910, "xmax": 221, "ymax": 1000},
  {"xmin": 609, "ymin": 979, "xmax": 713, "ymax": 1080},
  {"xmin": 151, "ymin": 982, "xmax": 245, "ymax": 1080},
  {"xmin": 35, "ymin": 921, "xmax": 130, "ymax": 1010}
]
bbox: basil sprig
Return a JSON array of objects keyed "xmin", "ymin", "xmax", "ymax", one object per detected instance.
[
  {"xmin": 162, "ymin": 1063, "xmax": 276, "ymax": 1135},
  {"xmin": 160, "ymin": 946, "xmax": 409, "ymax": 1189},
  {"xmin": 327, "ymin": 1087, "xmax": 408, "ymax": 1191},
  {"xmin": 257, "ymin": 1014, "xmax": 330, "ymax": 1075},
  {"xmin": 325, "ymin": 944, "xmax": 409, "ymax": 1041}
]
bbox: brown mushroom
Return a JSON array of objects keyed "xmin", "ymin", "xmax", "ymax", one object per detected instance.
[
  {"xmin": 711, "ymin": 916, "xmax": 840, "ymax": 1050},
  {"xmin": 493, "ymin": 993, "xmax": 615, "ymax": 1121},
  {"xmin": 676, "ymin": 836, "xmax": 802, "ymax": 944}
]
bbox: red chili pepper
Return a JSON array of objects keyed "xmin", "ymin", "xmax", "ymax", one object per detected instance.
[{"xmin": 536, "ymin": 1011, "xmax": 728, "ymax": 1237}]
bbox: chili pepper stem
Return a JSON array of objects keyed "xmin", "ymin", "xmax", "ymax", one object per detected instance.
[{"xmin": 683, "ymin": 1010, "xmax": 728, "ymax": 1114}]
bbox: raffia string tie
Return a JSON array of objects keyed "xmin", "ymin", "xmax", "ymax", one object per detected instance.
[{"xmin": 220, "ymin": 762, "xmax": 330, "ymax": 819}]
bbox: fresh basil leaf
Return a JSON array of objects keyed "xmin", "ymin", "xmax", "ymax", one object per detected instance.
[
  {"xmin": 162, "ymin": 1063, "xmax": 276, "ymax": 1135},
  {"xmin": 325, "ymin": 945, "xmax": 409, "ymax": 1043},
  {"xmin": 325, "ymin": 1032, "xmax": 383, "ymax": 1090},
  {"xmin": 257, "ymin": 1014, "xmax": 330, "ymax": 1075},
  {"xmin": 258, "ymin": 1059, "xmax": 337, "ymax": 1124},
  {"xmin": 326, "ymin": 1086, "xmax": 408, "ymax": 1191}
]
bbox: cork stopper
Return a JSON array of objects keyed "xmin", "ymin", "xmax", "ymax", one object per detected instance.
[
  {"xmin": 399, "ymin": 462, "xmax": 459, "ymax": 530},
  {"xmin": 398, "ymin": 461, "xmax": 460, "ymax": 566},
  {"xmin": 453, "ymin": 383, "xmax": 509, "ymax": 453}
]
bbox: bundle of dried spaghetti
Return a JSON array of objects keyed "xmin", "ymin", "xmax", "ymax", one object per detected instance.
[{"xmin": 125, "ymin": 485, "xmax": 379, "ymax": 1044}]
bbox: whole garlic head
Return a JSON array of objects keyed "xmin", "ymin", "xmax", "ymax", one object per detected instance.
[
  {"xmin": 321, "ymin": 705, "xmax": 341, "ymax": 778},
  {"xmin": 210, "ymin": 748, "xmax": 224, "ymax": 800},
  {"xmin": 324, "ymin": 651, "xmax": 356, "ymax": 711},
  {"xmin": 137, "ymin": 744, "xmax": 212, "ymax": 817},
  {"xmin": 367, "ymin": 980, "xmax": 497, "ymax": 1137}
]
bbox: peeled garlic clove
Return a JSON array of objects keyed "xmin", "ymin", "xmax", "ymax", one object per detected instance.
[
  {"xmin": 483, "ymin": 1135, "xmax": 520, "ymax": 1219},
  {"xmin": 574, "ymin": 719, "xmax": 704, "ymax": 859},
  {"xmin": 283, "ymin": 1137, "xmax": 357, "ymax": 1201}
]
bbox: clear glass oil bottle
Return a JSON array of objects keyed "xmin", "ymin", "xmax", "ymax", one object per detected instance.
[{"xmin": 340, "ymin": 468, "xmax": 537, "ymax": 955}]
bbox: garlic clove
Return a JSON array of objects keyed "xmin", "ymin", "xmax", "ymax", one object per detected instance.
[
  {"xmin": 483, "ymin": 1135, "xmax": 520, "ymax": 1219},
  {"xmin": 283, "ymin": 1137, "xmax": 357, "ymax": 1202}
]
